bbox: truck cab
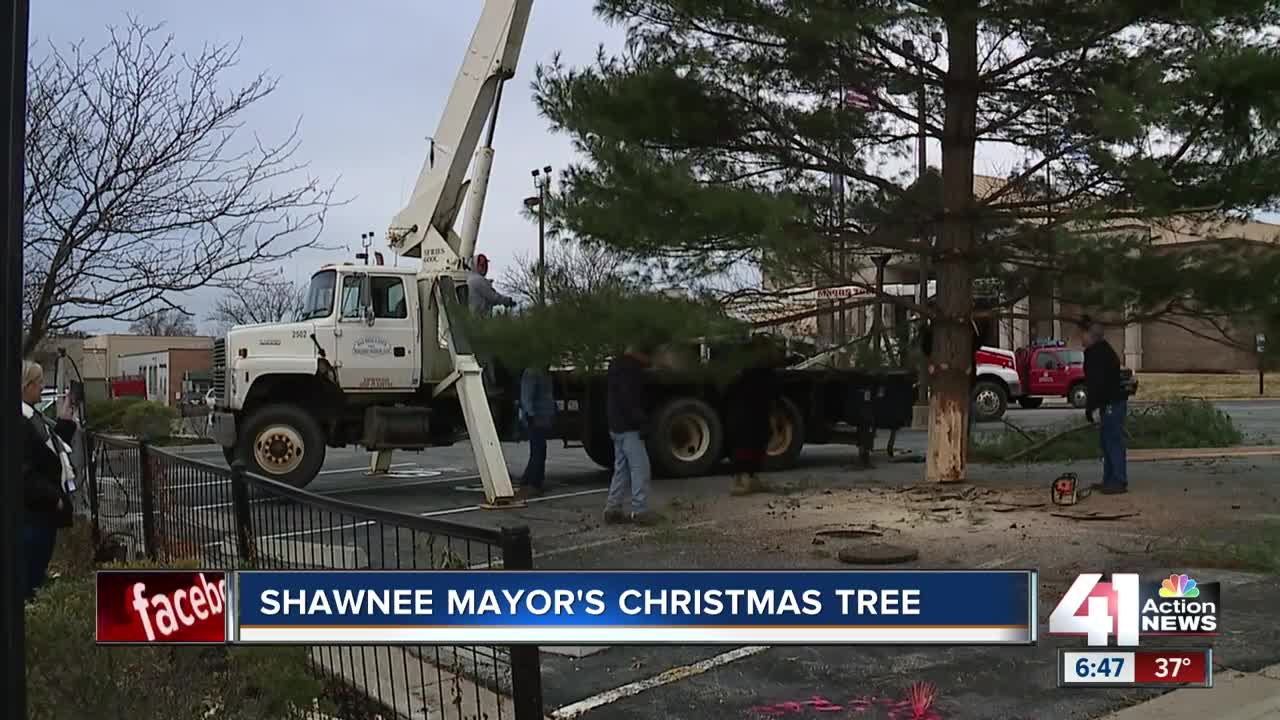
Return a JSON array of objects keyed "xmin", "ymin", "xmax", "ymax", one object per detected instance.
[
  {"xmin": 211, "ymin": 262, "xmax": 443, "ymax": 486},
  {"xmin": 1020, "ymin": 342, "xmax": 1087, "ymax": 405}
]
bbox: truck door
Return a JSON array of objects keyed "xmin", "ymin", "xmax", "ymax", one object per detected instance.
[
  {"xmin": 334, "ymin": 272, "xmax": 419, "ymax": 392},
  {"xmin": 1031, "ymin": 350, "xmax": 1068, "ymax": 395}
]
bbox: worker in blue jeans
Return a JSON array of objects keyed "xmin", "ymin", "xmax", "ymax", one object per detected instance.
[
  {"xmin": 517, "ymin": 366, "xmax": 555, "ymax": 498},
  {"xmin": 604, "ymin": 345, "xmax": 657, "ymax": 524},
  {"xmin": 1082, "ymin": 321, "xmax": 1128, "ymax": 493}
]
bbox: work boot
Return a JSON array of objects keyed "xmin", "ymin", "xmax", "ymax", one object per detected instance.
[{"xmin": 603, "ymin": 508, "xmax": 627, "ymax": 524}]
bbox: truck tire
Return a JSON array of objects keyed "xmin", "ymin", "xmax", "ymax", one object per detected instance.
[
  {"xmin": 1017, "ymin": 397, "xmax": 1044, "ymax": 410},
  {"xmin": 972, "ymin": 380, "xmax": 1008, "ymax": 422},
  {"xmin": 1068, "ymin": 382, "xmax": 1088, "ymax": 409},
  {"xmin": 763, "ymin": 396, "xmax": 805, "ymax": 470},
  {"xmin": 648, "ymin": 396, "xmax": 724, "ymax": 478},
  {"xmin": 236, "ymin": 404, "xmax": 327, "ymax": 488},
  {"xmin": 583, "ymin": 432, "xmax": 615, "ymax": 470}
]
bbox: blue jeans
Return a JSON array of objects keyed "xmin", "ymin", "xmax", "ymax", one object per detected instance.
[
  {"xmin": 607, "ymin": 431, "xmax": 650, "ymax": 514},
  {"xmin": 522, "ymin": 425, "xmax": 547, "ymax": 489},
  {"xmin": 24, "ymin": 524, "xmax": 58, "ymax": 600},
  {"xmin": 1100, "ymin": 400, "xmax": 1128, "ymax": 488}
]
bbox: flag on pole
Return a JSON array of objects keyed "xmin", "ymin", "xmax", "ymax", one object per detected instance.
[{"xmin": 843, "ymin": 88, "xmax": 877, "ymax": 110}]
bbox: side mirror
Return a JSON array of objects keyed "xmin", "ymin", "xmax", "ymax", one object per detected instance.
[{"xmin": 364, "ymin": 305, "xmax": 376, "ymax": 327}]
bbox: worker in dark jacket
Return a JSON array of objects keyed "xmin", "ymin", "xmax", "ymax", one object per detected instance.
[
  {"xmin": 21, "ymin": 361, "xmax": 78, "ymax": 600},
  {"xmin": 604, "ymin": 345, "xmax": 655, "ymax": 524},
  {"xmin": 517, "ymin": 366, "xmax": 556, "ymax": 497},
  {"xmin": 1082, "ymin": 321, "xmax": 1128, "ymax": 494},
  {"xmin": 726, "ymin": 335, "xmax": 781, "ymax": 496}
]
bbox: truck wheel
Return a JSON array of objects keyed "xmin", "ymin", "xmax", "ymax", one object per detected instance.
[
  {"xmin": 648, "ymin": 397, "xmax": 724, "ymax": 478},
  {"xmin": 1017, "ymin": 397, "xmax": 1044, "ymax": 410},
  {"xmin": 238, "ymin": 404, "xmax": 326, "ymax": 488},
  {"xmin": 1068, "ymin": 383, "xmax": 1088, "ymax": 409},
  {"xmin": 763, "ymin": 397, "xmax": 805, "ymax": 470},
  {"xmin": 972, "ymin": 380, "xmax": 1008, "ymax": 422},
  {"xmin": 583, "ymin": 432, "xmax": 615, "ymax": 470}
]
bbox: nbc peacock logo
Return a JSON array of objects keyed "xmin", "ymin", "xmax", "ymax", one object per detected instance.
[
  {"xmin": 1140, "ymin": 572, "xmax": 1219, "ymax": 636},
  {"xmin": 1158, "ymin": 574, "xmax": 1200, "ymax": 599}
]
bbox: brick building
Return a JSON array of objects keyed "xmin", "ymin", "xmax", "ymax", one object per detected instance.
[
  {"xmin": 116, "ymin": 347, "xmax": 214, "ymax": 407},
  {"xmin": 756, "ymin": 175, "xmax": 1280, "ymax": 371}
]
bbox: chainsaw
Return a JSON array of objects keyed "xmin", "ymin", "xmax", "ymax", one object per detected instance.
[{"xmin": 1051, "ymin": 472, "xmax": 1091, "ymax": 506}]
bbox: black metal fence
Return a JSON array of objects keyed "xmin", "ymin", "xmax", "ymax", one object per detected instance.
[{"xmin": 87, "ymin": 433, "xmax": 544, "ymax": 720}]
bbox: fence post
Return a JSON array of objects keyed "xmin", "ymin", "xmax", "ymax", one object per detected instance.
[
  {"xmin": 229, "ymin": 461, "xmax": 254, "ymax": 566},
  {"xmin": 86, "ymin": 432, "xmax": 100, "ymax": 548},
  {"xmin": 138, "ymin": 441, "xmax": 158, "ymax": 561},
  {"xmin": 501, "ymin": 525, "xmax": 543, "ymax": 720}
]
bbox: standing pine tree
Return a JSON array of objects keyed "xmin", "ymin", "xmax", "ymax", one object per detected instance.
[{"xmin": 533, "ymin": 1, "xmax": 1280, "ymax": 482}]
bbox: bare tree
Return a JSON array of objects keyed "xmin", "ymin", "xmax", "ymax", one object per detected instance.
[
  {"xmin": 129, "ymin": 308, "xmax": 197, "ymax": 336},
  {"xmin": 22, "ymin": 19, "xmax": 336, "ymax": 355},
  {"xmin": 500, "ymin": 238, "xmax": 643, "ymax": 306},
  {"xmin": 207, "ymin": 277, "xmax": 305, "ymax": 332}
]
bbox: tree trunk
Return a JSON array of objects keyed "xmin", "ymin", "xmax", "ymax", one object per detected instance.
[{"xmin": 926, "ymin": 12, "xmax": 979, "ymax": 483}]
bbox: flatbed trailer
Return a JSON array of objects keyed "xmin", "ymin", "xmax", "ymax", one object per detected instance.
[{"xmin": 492, "ymin": 366, "xmax": 917, "ymax": 478}]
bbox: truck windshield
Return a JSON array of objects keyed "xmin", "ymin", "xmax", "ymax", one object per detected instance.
[{"xmin": 300, "ymin": 270, "xmax": 337, "ymax": 320}]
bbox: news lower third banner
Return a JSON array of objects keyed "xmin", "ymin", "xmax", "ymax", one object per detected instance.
[{"xmin": 230, "ymin": 570, "xmax": 1036, "ymax": 645}]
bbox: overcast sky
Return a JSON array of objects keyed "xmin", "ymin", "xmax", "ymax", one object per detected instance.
[
  {"xmin": 32, "ymin": 3, "xmax": 1276, "ymax": 335},
  {"xmin": 32, "ymin": 1, "xmax": 627, "ymax": 333}
]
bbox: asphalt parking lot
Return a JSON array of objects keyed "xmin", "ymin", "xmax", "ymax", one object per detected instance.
[
  {"xmin": 151, "ymin": 399, "xmax": 1280, "ymax": 538},
  {"xmin": 101, "ymin": 399, "xmax": 1280, "ymax": 718}
]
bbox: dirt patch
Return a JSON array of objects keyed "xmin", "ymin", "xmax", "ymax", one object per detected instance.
[{"xmin": 661, "ymin": 467, "xmax": 1279, "ymax": 581}]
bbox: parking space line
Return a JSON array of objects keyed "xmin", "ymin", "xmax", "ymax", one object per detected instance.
[
  {"xmin": 550, "ymin": 645, "xmax": 770, "ymax": 719},
  {"xmin": 167, "ymin": 463, "xmax": 418, "ymax": 490},
  {"xmin": 256, "ymin": 487, "xmax": 609, "ymax": 541},
  {"xmin": 185, "ymin": 473, "xmax": 484, "ymax": 512},
  {"xmin": 468, "ymin": 520, "xmax": 718, "ymax": 569}
]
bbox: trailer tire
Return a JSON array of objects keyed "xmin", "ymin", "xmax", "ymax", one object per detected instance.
[
  {"xmin": 1017, "ymin": 397, "xmax": 1044, "ymax": 410},
  {"xmin": 648, "ymin": 397, "xmax": 724, "ymax": 478},
  {"xmin": 972, "ymin": 380, "xmax": 1008, "ymax": 422},
  {"xmin": 236, "ymin": 403, "xmax": 326, "ymax": 488},
  {"xmin": 583, "ymin": 432, "xmax": 615, "ymax": 470},
  {"xmin": 763, "ymin": 397, "xmax": 805, "ymax": 470}
]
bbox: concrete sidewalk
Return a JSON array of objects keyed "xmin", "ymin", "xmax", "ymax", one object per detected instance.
[{"xmin": 1102, "ymin": 664, "xmax": 1280, "ymax": 719}]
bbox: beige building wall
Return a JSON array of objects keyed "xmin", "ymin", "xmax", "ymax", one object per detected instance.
[{"xmin": 83, "ymin": 334, "xmax": 213, "ymax": 379}]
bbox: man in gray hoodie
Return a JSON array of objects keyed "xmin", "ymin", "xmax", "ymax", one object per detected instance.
[{"xmin": 467, "ymin": 254, "xmax": 515, "ymax": 317}]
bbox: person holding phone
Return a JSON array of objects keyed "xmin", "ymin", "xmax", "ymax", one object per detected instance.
[{"xmin": 20, "ymin": 361, "xmax": 78, "ymax": 600}]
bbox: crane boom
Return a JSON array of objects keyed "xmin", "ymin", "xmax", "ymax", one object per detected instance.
[{"xmin": 387, "ymin": 0, "xmax": 533, "ymax": 272}]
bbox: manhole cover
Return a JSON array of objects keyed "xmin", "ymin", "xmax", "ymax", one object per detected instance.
[{"xmin": 837, "ymin": 543, "xmax": 919, "ymax": 565}]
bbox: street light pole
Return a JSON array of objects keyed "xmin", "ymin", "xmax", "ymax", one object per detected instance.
[
  {"xmin": 904, "ymin": 34, "xmax": 940, "ymax": 430},
  {"xmin": 2, "ymin": 2, "xmax": 31, "ymax": 717},
  {"xmin": 531, "ymin": 166, "xmax": 551, "ymax": 306}
]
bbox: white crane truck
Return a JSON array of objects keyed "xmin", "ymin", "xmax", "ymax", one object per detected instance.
[{"xmin": 208, "ymin": 0, "xmax": 920, "ymax": 498}]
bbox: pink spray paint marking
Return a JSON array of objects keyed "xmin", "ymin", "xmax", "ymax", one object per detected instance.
[{"xmin": 746, "ymin": 689, "xmax": 943, "ymax": 719}]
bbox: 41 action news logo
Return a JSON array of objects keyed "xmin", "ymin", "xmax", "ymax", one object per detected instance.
[{"xmin": 1048, "ymin": 572, "xmax": 1219, "ymax": 646}]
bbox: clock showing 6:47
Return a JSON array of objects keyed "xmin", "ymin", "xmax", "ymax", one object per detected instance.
[{"xmin": 1061, "ymin": 651, "xmax": 1137, "ymax": 685}]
